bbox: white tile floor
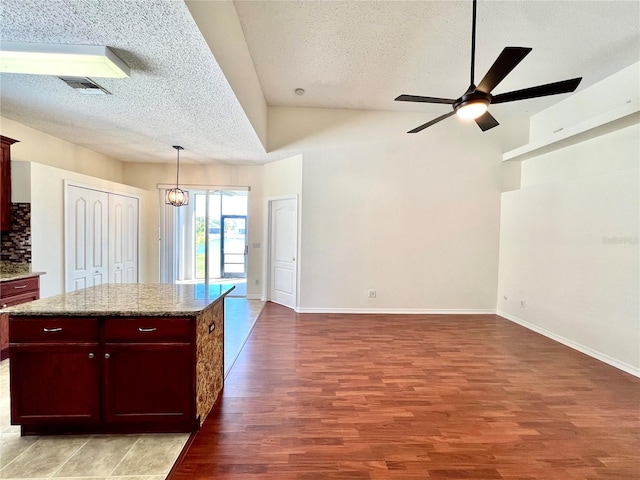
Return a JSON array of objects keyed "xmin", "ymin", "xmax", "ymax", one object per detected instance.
[{"xmin": 0, "ymin": 297, "xmax": 264, "ymax": 479}]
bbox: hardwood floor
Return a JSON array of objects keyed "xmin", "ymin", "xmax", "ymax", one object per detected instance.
[{"xmin": 170, "ymin": 303, "xmax": 640, "ymax": 479}]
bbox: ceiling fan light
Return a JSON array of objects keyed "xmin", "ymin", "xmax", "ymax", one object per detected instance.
[{"xmin": 456, "ymin": 100, "xmax": 489, "ymax": 120}]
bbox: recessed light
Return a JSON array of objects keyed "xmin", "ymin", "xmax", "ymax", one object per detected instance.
[{"xmin": 294, "ymin": 88, "xmax": 305, "ymax": 96}]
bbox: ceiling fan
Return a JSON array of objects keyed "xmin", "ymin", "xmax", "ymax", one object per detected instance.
[{"xmin": 395, "ymin": 0, "xmax": 582, "ymax": 133}]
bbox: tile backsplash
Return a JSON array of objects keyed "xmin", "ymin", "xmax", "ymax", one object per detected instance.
[{"xmin": 0, "ymin": 203, "xmax": 31, "ymax": 263}]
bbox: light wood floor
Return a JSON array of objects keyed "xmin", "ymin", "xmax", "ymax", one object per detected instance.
[{"xmin": 170, "ymin": 302, "xmax": 640, "ymax": 480}]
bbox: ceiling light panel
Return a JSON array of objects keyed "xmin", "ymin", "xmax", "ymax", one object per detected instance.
[{"xmin": 0, "ymin": 42, "xmax": 130, "ymax": 78}]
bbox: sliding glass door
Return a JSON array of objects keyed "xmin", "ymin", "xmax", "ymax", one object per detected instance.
[{"xmin": 173, "ymin": 189, "xmax": 247, "ymax": 287}]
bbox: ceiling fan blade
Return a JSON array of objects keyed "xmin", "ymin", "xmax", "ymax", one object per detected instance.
[
  {"xmin": 407, "ymin": 111, "xmax": 455, "ymax": 133},
  {"xmin": 491, "ymin": 77, "xmax": 582, "ymax": 104},
  {"xmin": 474, "ymin": 111, "xmax": 499, "ymax": 131},
  {"xmin": 395, "ymin": 94, "xmax": 456, "ymax": 105},
  {"xmin": 476, "ymin": 47, "xmax": 532, "ymax": 94}
]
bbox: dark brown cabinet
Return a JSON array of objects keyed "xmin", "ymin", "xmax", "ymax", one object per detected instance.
[
  {"xmin": 0, "ymin": 135, "xmax": 19, "ymax": 232},
  {"xmin": 1, "ymin": 276, "xmax": 40, "ymax": 360},
  {"xmin": 10, "ymin": 315, "xmax": 197, "ymax": 434},
  {"xmin": 102, "ymin": 317, "xmax": 195, "ymax": 429},
  {"xmin": 9, "ymin": 317, "xmax": 100, "ymax": 426}
]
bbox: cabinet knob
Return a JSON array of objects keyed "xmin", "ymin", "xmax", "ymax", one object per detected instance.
[
  {"xmin": 1, "ymin": 304, "xmax": 6, "ymax": 309},
  {"xmin": 88, "ymin": 352, "xmax": 95, "ymax": 359},
  {"xmin": 104, "ymin": 353, "xmax": 111, "ymax": 359}
]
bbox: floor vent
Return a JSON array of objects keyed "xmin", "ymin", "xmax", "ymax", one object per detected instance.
[{"xmin": 58, "ymin": 76, "xmax": 110, "ymax": 95}]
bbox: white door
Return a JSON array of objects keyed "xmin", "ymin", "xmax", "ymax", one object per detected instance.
[
  {"xmin": 269, "ymin": 197, "xmax": 297, "ymax": 309},
  {"xmin": 65, "ymin": 186, "xmax": 109, "ymax": 292},
  {"xmin": 109, "ymin": 194, "xmax": 139, "ymax": 283}
]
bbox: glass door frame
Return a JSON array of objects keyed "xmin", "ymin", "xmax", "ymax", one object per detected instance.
[{"xmin": 220, "ymin": 215, "xmax": 248, "ymax": 278}]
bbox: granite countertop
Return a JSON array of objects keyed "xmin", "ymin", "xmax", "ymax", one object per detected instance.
[
  {"xmin": 0, "ymin": 263, "xmax": 46, "ymax": 282},
  {"xmin": 4, "ymin": 283, "xmax": 235, "ymax": 317}
]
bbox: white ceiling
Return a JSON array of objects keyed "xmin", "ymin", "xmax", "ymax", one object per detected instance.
[{"xmin": 1, "ymin": 0, "xmax": 639, "ymax": 165}]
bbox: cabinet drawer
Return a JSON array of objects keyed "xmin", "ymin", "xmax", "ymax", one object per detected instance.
[
  {"xmin": 104, "ymin": 317, "xmax": 192, "ymax": 342},
  {"xmin": 1, "ymin": 291, "xmax": 38, "ymax": 309},
  {"xmin": 1, "ymin": 277, "xmax": 39, "ymax": 300},
  {"xmin": 10, "ymin": 317, "xmax": 98, "ymax": 343}
]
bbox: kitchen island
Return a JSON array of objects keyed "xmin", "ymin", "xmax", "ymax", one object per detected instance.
[{"xmin": 6, "ymin": 283, "xmax": 233, "ymax": 436}]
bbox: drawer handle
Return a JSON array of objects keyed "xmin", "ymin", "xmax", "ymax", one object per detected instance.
[
  {"xmin": 14, "ymin": 285, "xmax": 28, "ymax": 289},
  {"xmin": 43, "ymin": 327, "xmax": 63, "ymax": 333},
  {"xmin": 138, "ymin": 327, "xmax": 157, "ymax": 333}
]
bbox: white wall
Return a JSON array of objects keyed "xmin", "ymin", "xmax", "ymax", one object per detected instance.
[
  {"xmin": 269, "ymin": 107, "xmax": 504, "ymax": 313},
  {"xmin": 530, "ymin": 62, "xmax": 639, "ymax": 141},
  {"xmin": 24, "ymin": 162, "xmax": 150, "ymax": 298},
  {"xmin": 497, "ymin": 62, "xmax": 640, "ymax": 375}
]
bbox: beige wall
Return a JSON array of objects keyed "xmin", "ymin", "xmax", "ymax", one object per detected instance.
[
  {"xmin": 268, "ymin": 107, "xmax": 504, "ymax": 312},
  {"xmin": 122, "ymin": 162, "xmax": 266, "ymax": 296},
  {"xmin": 1, "ymin": 116, "xmax": 124, "ymax": 183}
]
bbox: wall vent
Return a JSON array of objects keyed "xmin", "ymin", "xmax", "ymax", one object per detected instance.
[{"xmin": 58, "ymin": 76, "xmax": 110, "ymax": 95}]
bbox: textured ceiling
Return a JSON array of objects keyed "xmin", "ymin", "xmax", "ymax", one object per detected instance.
[
  {"xmin": 0, "ymin": 0, "xmax": 265, "ymax": 165},
  {"xmin": 235, "ymin": 0, "xmax": 640, "ymax": 116},
  {"xmin": 1, "ymin": 0, "xmax": 639, "ymax": 165}
]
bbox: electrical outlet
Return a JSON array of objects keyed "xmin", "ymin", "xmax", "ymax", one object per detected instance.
[
  {"xmin": 368, "ymin": 289, "xmax": 376, "ymax": 298},
  {"xmin": 520, "ymin": 300, "xmax": 526, "ymax": 308},
  {"xmin": 255, "ymin": 279, "xmax": 260, "ymax": 285}
]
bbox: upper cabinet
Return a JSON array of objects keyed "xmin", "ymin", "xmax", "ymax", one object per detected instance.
[{"xmin": 0, "ymin": 136, "xmax": 19, "ymax": 231}]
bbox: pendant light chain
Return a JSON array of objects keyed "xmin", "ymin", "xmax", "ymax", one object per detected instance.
[{"xmin": 166, "ymin": 145, "xmax": 189, "ymax": 207}]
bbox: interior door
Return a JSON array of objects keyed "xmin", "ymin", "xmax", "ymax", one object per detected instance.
[
  {"xmin": 221, "ymin": 215, "xmax": 247, "ymax": 278},
  {"xmin": 269, "ymin": 197, "xmax": 297, "ymax": 309}
]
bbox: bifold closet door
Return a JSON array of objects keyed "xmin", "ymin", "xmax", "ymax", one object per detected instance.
[
  {"xmin": 108, "ymin": 194, "xmax": 139, "ymax": 284},
  {"xmin": 65, "ymin": 186, "xmax": 109, "ymax": 292}
]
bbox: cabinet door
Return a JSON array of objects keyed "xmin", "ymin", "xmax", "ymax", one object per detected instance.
[
  {"xmin": 102, "ymin": 343, "xmax": 194, "ymax": 429},
  {"xmin": 10, "ymin": 344, "xmax": 100, "ymax": 424},
  {"xmin": 108, "ymin": 194, "xmax": 139, "ymax": 284},
  {"xmin": 65, "ymin": 186, "xmax": 109, "ymax": 292},
  {"xmin": 0, "ymin": 313, "xmax": 8, "ymax": 360}
]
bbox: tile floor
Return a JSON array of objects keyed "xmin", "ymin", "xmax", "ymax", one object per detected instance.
[{"xmin": 0, "ymin": 297, "xmax": 264, "ymax": 479}]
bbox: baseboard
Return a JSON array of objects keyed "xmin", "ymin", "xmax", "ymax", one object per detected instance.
[
  {"xmin": 245, "ymin": 294, "xmax": 262, "ymax": 300},
  {"xmin": 497, "ymin": 310, "xmax": 640, "ymax": 378},
  {"xmin": 295, "ymin": 307, "xmax": 496, "ymax": 315}
]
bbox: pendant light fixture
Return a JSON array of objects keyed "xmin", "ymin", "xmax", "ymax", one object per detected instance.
[{"xmin": 165, "ymin": 145, "xmax": 189, "ymax": 207}]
